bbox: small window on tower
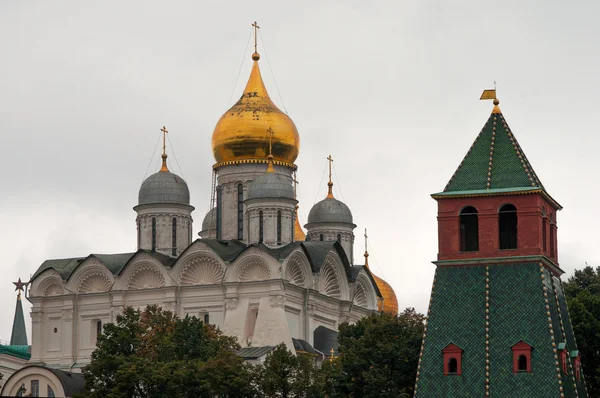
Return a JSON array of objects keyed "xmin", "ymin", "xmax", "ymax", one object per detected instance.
[
  {"xmin": 499, "ymin": 204, "xmax": 518, "ymax": 250},
  {"xmin": 559, "ymin": 343, "xmax": 568, "ymax": 374},
  {"xmin": 277, "ymin": 210, "xmax": 282, "ymax": 245},
  {"xmin": 459, "ymin": 206, "xmax": 479, "ymax": 252},
  {"xmin": 237, "ymin": 184, "xmax": 244, "ymax": 240},
  {"xmin": 337, "ymin": 233, "xmax": 341, "ymax": 242},
  {"xmin": 573, "ymin": 352, "xmax": 581, "ymax": 381},
  {"xmin": 512, "ymin": 340, "xmax": 532, "ymax": 373},
  {"xmin": 320, "ymin": 234, "xmax": 324, "ymax": 241},
  {"xmin": 442, "ymin": 343, "xmax": 463, "ymax": 376},
  {"xmin": 203, "ymin": 313, "xmax": 210, "ymax": 325}
]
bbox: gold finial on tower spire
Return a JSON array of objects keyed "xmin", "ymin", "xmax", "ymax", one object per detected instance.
[
  {"xmin": 160, "ymin": 126, "xmax": 169, "ymax": 172},
  {"xmin": 266, "ymin": 127, "xmax": 275, "ymax": 173},
  {"xmin": 252, "ymin": 21, "xmax": 260, "ymax": 61},
  {"xmin": 326, "ymin": 155, "xmax": 334, "ymax": 198},
  {"xmin": 480, "ymin": 82, "xmax": 501, "ymax": 114}
]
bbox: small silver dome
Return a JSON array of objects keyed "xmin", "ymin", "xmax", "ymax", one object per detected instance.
[
  {"xmin": 201, "ymin": 207, "xmax": 217, "ymax": 232},
  {"xmin": 247, "ymin": 172, "xmax": 294, "ymax": 200},
  {"xmin": 307, "ymin": 197, "xmax": 353, "ymax": 224},
  {"xmin": 138, "ymin": 171, "xmax": 190, "ymax": 206}
]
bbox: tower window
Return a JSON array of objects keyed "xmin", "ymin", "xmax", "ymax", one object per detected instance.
[
  {"xmin": 277, "ymin": 210, "xmax": 282, "ymax": 244},
  {"xmin": 152, "ymin": 218, "xmax": 157, "ymax": 251},
  {"xmin": 31, "ymin": 380, "xmax": 39, "ymax": 397},
  {"xmin": 337, "ymin": 233, "xmax": 341, "ymax": 242},
  {"xmin": 442, "ymin": 343, "xmax": 463, "ymax": 376},
  {"xmin": 559, "ymin": 344, "xmax": 568, "ymax": 374},
  {"xmin": 137, "ymin": 220, "xmax": 141, "ymax": 249},
  {"xmin": 499, "ymin": 204, "xmax": 518, "ymax": 250},
  {"xmin": 188, "ymin": 220, "xmax": 192, "ymax": 245},
  {"xmin": 172, "ymin": 217, "xmax": 177, "ymax": 256},
  {"xmin": 259, "ymin": 211, "xmax": 264, "ymax": 244},
  {"xmin": 512, "ymin": 340, "xmax": 532, "ymax": 373},
  {"xmin": 96, "ymin": 320, "xmax": 102, "ymax": 342},
  {"xmin": 216, "ymin": 187, "xmax": 222, "ymax": 240},
  {"xmin": 238, "ymin": 184, "xmax": 244, "ymax": 240},
  {"xmin": 459, "ymin": 206, "xmax": 479, "ymax": 252},
  {"xmin": 549, "ymin": 214, "xmax": 556, "ymax": 258},
  {"xmin": 320, "ymin": 234, "xmax": 324, "ymax": 241},
  {"xmin": 203, "ymin": 313, "xmax": 210, "ymax": 324},
  {"xmin": 573, "ymin": 353, "xmax": 581, "ymax": 381}
]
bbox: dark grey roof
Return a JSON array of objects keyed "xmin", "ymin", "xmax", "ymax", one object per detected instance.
[
  {"xmin": 138, "ymin": 170, "xmax": 190, "ymax": 206},
  {"xmin": 306, "ymin": 197, "xmax": 354, "ymax": 225},
  {"xmin": 31, "ymin": 250, "xmax": 176, "ymax": 283},
  {"xmin": 237, "ymin": 346, "xmax": 275, "ymax": 360},
  {"xmin": 201, "ymin": 207, "xmax": 217, "ymax": 232},
  {"xmin": 292, "ymin": 338, "xmax": 321, "ymax": 356},
  {"xmin": 247, "ymin": 172, "xmax": 294, "ymax": 200},
  {"xmin": 2, "ymin": 365, "xmax": 85, "ymax": 397},
  {"xmin": 313, "ymin": 326, "xmax": 339, "ymax": 357}
]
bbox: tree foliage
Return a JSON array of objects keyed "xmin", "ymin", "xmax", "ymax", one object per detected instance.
[
  {"xmin": 77, "ymin": 305, "xmax": 255, "ymax": 398},
  {"xmin": 332, "ymin": 308, "xmax": 424, "ymax": 398},
  {"xmin": 564, "ymin": 265, "xmax": 600, "ymax": 395},
  {"xmin": 77, "ymin": 306, "xmax": 424, "ymax": 397}
]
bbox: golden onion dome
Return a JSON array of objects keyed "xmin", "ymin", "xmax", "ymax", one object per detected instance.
[{"xmin": 211, "ymin": 52, "xmax": 300, "ymax": 167}]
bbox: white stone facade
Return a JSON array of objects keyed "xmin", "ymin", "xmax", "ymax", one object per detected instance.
[
  {"xmin": 135, "ymin": 203, "xmax": 194, "ymax": 256},
  {"xmin": 28, "ymin": 241, "xmax": 377, "ymax": 370}
]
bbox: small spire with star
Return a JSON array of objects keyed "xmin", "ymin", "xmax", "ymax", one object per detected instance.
[{"xmin": 10, "ymin": 278, "xmax": 28, "ymax": 346}]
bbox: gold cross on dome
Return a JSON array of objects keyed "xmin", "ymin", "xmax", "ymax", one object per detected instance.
[
  {"xmin": 160, "ymin": 126, "xmax": 168, "ymax": 157},
  {"xmin": 252, "ymin": 21, "xmax": 260, "ymax": 54},
  {"xmin": 327, "ymin": 155, "xmax": 334, "ymax": 184},
  {"xmin": 330, "ymin": 348, "xmax": 335, "ymax": 360}
]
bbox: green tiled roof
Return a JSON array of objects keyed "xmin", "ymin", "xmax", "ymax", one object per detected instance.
[
  {"xmin": 444, "ymin": 107, "xmax": 544, "ymax": 193},
  {"xmin": 416, "ymin": 262, "xmax": 586, "ymax": 397}
]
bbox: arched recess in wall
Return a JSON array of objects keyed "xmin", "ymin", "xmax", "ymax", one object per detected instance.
[
  {"xmin": 179, "ymin": 256, "xmax": 225, "ymax": 285},
  {"xmin": 127, "ymin": 266, "xmax": 166, "ymax": 290}
]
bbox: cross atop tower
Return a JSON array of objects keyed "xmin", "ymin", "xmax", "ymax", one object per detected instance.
[
  {"xmin": 326, "ymin": 155, "xmax": 334, "ymax": 198},
  {"xmin": 160, "ymin": 126, "xmax": 169, "ymax": 172},
  {"xmin": 266, "ymin": 127, "xmax": 275, "ymax": 172},
  {"xmin": 252, "ymin": 21, "xmax": 260, "ymax": 60}
]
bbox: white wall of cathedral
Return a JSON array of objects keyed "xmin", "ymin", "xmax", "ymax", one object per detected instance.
[
  {"xmin": 28, "ymin": 242, "xmax": 377, "ymax": 370},
  {"xmin": 246, "ymin": 201, "xmax": 295, "ymax": 247},
  {"xmin": 215, "ymin": 163, "xmax": 294, "ymax": 241},
  {"xmin": 306, "ymin": 224, "xmax": 355, "ymax": 264},
  {"xmin": 135, "ymin": 204, "xmax": 194, "ymax": 256}
]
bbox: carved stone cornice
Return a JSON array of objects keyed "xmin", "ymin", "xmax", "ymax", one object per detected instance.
[{"xmin": 270, "ymin": 294, "xmax": 286, "ymax": 308}]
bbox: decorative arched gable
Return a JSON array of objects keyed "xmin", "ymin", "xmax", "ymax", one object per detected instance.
[
  {"xmin": 284, "ymin": 251, "xmax": 311, "ymax": 287},
  {"xmin": 179, "ymin": 256, "xmax": 224, "ymax": 285},
  {"xmin": 67, "ymin": 258, "xmax": 114, "ymax": 294},
  {"xmin": 35, "ymin": 275, "xmax": 65, "ymax": 297},
  {"xmin": 353, "ymin": 272, "xmax": 378, "ymax": 310},
  {"xmin": 127, "ymin": 266, "xmax": 166, "ymax": 290},
  {"xmin": 238, "ymin": 259, "xmax": 271, "ymax": 282},
  {"xmin": 318, "ymin": 252, "xmax": 350, "ymax": 300},
  {"xmin": 78, "ymin": 272, "xmax": 112, "ymax": 293}
]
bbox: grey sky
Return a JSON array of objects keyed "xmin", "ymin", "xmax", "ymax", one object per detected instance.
[{"xmin": 1, "ymin": 0, "xmax": 599, "ymax": 342}]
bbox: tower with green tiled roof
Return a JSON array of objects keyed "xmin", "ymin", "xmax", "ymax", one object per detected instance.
[{"xmin": 414, "ymin": 96, "xmax": 588, "ymax": 397}]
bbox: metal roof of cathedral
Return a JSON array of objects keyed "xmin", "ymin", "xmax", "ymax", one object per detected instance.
[{"xmin": 439, "ymin": 101, "xmax": 545, "ymax": 194}]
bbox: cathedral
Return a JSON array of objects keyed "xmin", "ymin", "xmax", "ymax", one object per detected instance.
[{"xmin": 0, "ymin": 26, "xmax": 398, "ymax": 396}]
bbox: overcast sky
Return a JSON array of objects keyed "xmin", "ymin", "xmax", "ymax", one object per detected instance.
[{"xmin": 1, "ymin": 1, "xmax": 599, "ymax": 343}]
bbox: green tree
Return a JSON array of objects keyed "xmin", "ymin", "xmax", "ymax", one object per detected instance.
[
  {"xmin": 256, "ymin": 344, "xmax": 319, "ymax": 398},
  {"xmin": 77, "ymin": 305, "xmax": 256, "ymax": 398},
  {"xmin": 334, "ymin": 308, "xmax": 424, "ymax": 398},
  {"xmin": 564, "ymin": 265, "xmax": 600, "ymax": 395}
]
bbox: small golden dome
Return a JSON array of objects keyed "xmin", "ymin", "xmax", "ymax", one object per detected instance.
[{"xmin": 211, "ymin": 55, "xmax": 300, "ymax": 166}]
